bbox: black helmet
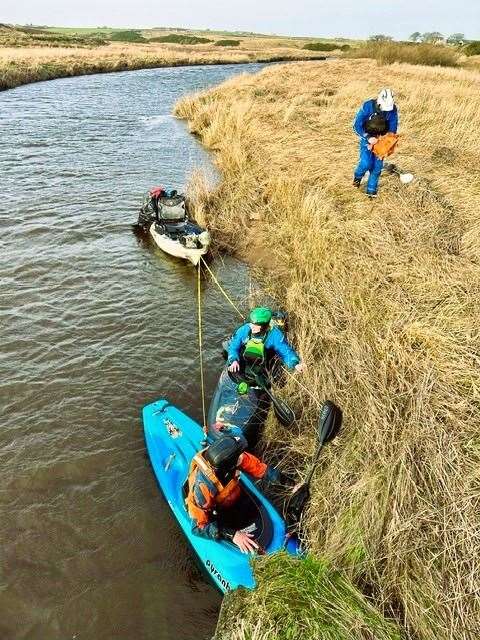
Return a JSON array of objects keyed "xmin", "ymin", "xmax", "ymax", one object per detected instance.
[{"xmin": 205, "ymin": 434, "xmax": 248, "ymax": 482}]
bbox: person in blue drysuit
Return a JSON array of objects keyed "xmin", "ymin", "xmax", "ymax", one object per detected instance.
[
  {"xmin": 227, "ymin": 306, "xmax": 304, "ymax": 376},
  {"xmin": 353, "ymin": 88, "xmax": 398, "ymax": 198},
  {"xmin": 209, "ymin": 307, "xmax": 303, "ymax": 448}
]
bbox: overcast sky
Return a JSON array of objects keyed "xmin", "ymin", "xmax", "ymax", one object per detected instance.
[{"xmin": 2, "ymin": 0, "xmax": 479, "ymax": 40}]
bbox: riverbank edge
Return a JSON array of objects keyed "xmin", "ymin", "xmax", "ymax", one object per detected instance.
[
  {"xmin": 175, "ymin": 59, "xmax": 480, "ymax": 639},
  {"xmin": 175, "ymin": 63, "xmax": 405, "ymax": 639},
  {"xmin": 0, "ymin": 52, "xmax": 327, "ymax": 92}
]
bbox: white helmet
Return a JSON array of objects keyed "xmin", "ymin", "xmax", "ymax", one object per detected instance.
[{"xmin": 377, "ymin": 88, "xmax": 395, "ymax": 111}]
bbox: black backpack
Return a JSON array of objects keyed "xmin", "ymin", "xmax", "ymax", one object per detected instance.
[{"xmin": 364, "ymin": 99, "xmax": 388, "ymax": 136}]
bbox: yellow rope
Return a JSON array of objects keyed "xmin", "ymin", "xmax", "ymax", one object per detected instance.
[
  {"xmin": 197, "ymin": 261, "xmax": 207, "ymax": 433},
  {"xmin": 200, "ymin": 257, "xmax": 245, "ymax": 320}
]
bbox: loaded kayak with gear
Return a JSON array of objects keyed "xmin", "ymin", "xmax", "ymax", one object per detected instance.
[
  {"xmin": 143, "ymin": 398, "xmax": 300, "ymax": 593},
  {"xmin": 136, "ymin": 187, "xmax": 210, "ymax": 265}
]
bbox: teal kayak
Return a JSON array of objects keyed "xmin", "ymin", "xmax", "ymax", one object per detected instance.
[{"xmin": 143, "ymin": 398, "xmax": 300, "ymax": 593}]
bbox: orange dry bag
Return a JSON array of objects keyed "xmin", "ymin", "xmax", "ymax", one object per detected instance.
[{"xmin": 372, "ymin": 132, "xmax": 399, "ymax": 160}]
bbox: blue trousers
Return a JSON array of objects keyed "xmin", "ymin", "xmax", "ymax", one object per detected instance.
[{"xmin": 354, "ymin": 139, "xmax": 384, "ymax": 194}]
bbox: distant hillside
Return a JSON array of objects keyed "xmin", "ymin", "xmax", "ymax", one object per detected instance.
[
  {"xmin": 0, "ymin": 24, "xmax": 106, "ymax": 47},
  {"xmin": 1, "ymin": 24, "xmax": 359, "ymax": 51}
]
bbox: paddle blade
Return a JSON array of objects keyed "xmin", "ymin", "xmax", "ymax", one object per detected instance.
[
  {"xmin": 285, "ymin": 483, "xmax": 310, "ymax": 528},
  {"xmin": 285, "ymin": 402, "xmax": 342, "ymax": 528},
  {"xmin": 272, "ymin": 396, "xmax": 296, "ymax": 428},
  {"xmin": 318, "ymin": 400, "xmax": 342, "ymax": 445}
]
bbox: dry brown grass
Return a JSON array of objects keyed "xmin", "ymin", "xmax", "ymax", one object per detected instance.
[
  {"xmin": 464, "ymin": 55, "xmax": 480, "ymax": 71},
  {"xmin": 0, "ymin": 40, "xmax": 326, "ymax": 91},
  {"xmin": 348, "ymin": 42, "xmax": 460, "ymax": 67},
  {"xmin": 176, "ymin": 59, "xmax": 480, "ymax": 639}
]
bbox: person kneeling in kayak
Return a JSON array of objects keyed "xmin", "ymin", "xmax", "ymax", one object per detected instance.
[
  {"xmin": 227, "ymin": 306, "xmax": 304, "ymax": 378},
  {"xmin": 186, "ymin": 434, "xmax": 280, "ymax": 553}
]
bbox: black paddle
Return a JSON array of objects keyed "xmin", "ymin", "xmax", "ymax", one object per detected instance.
[
  {"xmin": 252, "ymin": 372, "xmax": 296, "ymax": 428},
  {"xmin": 256, "ymin": 378, "xmax": 296, "ymax": 428},
  {"xmin": 284, "ymin": 400, "xmax": 342, "ymax": 528},
  {"xmin": 229, "ymin": 369, "xmax": 296, "ymax": 428}
]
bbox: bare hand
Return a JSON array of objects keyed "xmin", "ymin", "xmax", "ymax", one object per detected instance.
[
  {"xmin": 233, "ymin": 530, "xmax": 259, "ymax": 553},
  {"xmin": 294, "ymin": 363, "xmax": 305, "ymax": 373},
  {"xmin": 228, "ymin": 360, "xmax": 240, "ymax": 373},
  {"xmin": 368, "ymin": 136, "xmax": 378, "ymax": 145}
]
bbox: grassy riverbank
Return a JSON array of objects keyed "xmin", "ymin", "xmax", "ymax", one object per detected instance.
[
  {"xmin": 0, "ymin": 25, "xmax": 334, "ymax": 91},
  {"xmin": 176, "ymin": 59, "xmax": 480, "ymax": 639}
]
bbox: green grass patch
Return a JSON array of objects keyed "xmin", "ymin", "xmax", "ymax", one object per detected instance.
[
  {"xmin": 216, "ymin": 554, "xmax": 403, "ymax": 640},
  {"xmin": 148, "ymin": 34, "xmax": 212, "ymax": 45},
  {"xmin": 303, "ymin": 42, "xmax": 339, "ymax": 51},
  {"xmin": 44, "ymin": 27, "xmax": 114, "ymax": 35},
  {"xmin": 214, "ymin": 39, "xmax": 241, "ymax": 47},
  {"xmin": 463, "ymin": 41, "xmax": 480, "ymax": 56},
  {"xmin": 0, "ymin": 25, "xmax": 106, "ymax": 47},
  {"xmin": 109, "ymin": 30, "xmax": 146, "ymax": 43}
]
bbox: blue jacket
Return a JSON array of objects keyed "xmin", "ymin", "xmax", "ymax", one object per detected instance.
[
  {"xmin": 227, "ymin": 324, "xmax": 300, "ymax": 370},
  {"xmin": 353, "ymin": 99, "xmax": 398, "ymax": 140}
]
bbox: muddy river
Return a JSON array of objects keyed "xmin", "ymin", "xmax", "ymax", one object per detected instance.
[{"xmin": 0, "ymin": 62, "xmax": 267, "ymax": 640}]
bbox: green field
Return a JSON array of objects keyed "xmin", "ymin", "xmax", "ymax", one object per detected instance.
[
  {"xmin": 16, "ymin": 24, "xmax": 360, "ymax": 46},
  {"xmin": 40, "ymin": 26, "xmax": 115, "ymax": 35}
]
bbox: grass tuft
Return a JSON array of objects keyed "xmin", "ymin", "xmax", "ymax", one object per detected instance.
[
  {"xmin": 349, "ymin": 41, "xmax": 460, "ymax": 67},
  {"xmin": 216, "ymin": 554, "xmax": 403, "ymax": 640},
  {"xmin": 215, "ymin": 39, "xmax": 241, "ymax": 47},
  {"xmin": 463, "ymin": 41, "xmax": 480, "ymax": 56},
  {"xmin": 303, "ymin": 42, "xmax": 340, "ymax": 52},
  {"xmin": 148, "ymin": 33, "xmax": 212, "ymax": 45},
  {"xmin": 109, "ymin": 30, "xmax": 147, "ymax": 43}
]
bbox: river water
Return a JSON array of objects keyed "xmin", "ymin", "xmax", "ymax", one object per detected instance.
[{"xmin": 0, "ymin": 63, "xmax": 266, "ymax": 640}]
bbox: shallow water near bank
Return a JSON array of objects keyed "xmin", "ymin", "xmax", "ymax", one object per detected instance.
[{"xmin": 0, "ymin": 63, "xmax": 267, "ymax": 640}]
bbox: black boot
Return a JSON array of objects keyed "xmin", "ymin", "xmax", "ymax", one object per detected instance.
[{"xmin": 353, "ymin": 177, "xmax": 362, "ymax": 188}]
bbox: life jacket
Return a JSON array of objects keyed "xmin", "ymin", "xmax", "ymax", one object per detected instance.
[
  {"xmin": 186, "ymin": 452, "xmax": 242, "ymax": 528},
  {"xmin": 241, "ymin": 329, "xmax": 271, "ymax": 380},
  {"xmin": 364, "ymin": 100, "xmax": 389, "ymax": 136},
  {"xmin": 243, "ymin": 333, "xmax": 267, "ymax": 364}
]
